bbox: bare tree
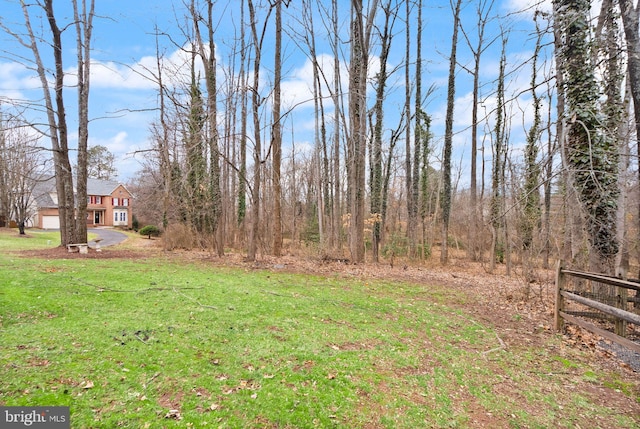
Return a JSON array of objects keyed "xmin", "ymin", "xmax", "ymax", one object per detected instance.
[
  {"xmin": 73, "ymin": 0, "xmax": 95, "ymax": 244},
  {"xmin": 404, "ymin": 0, "xmax": 415, "ymax": 256},
  {"xmin": 440, "ymin": 0, "xmax": 463, "ymax": 265},
  {"xmin": 246, "ymin": 0, "xmax": 273, "ymax": 261},
  {"xmin": 347, "ymin": 0, "xmax": 378, "ymax": 263},
  {"xmin": 303, "ymin": 0, "xmax": 328, "ymax": 248},
  {"xmin": 519, "ymin": 15, "xmax": 543, "ymax": 278},
  {"xmin": 0, "ymin": 110, "xmax": 12, "ymax": 225},
  {"xmin": 490, "ymin": 36, "xmax": 508, "ymax": 272},
  {"xmin": 0, "ymin": 113, "xmax": 48, "ymax": 234},
  {"xmin": 271, "ymin": 0, "xmax": 285, "ymax": 256},
  {"xmin": 347, "ymin": 0, "xmax": 366, "ymax": 263},
  {"xmin": 154, "ymin": 33, "xmax": 173, "ymax": 231},
  {"xmin": 238, "ymin": 0, "xmax": 249, "ymax": 235},
  {"xmin": 460, "ymin": 0, "xmax": 497, "ymax": 261},
  {"xmin": 315, "ymin": 0, "xmax": 345, "ymax": 250},
  {"xmin": 413, "ymin": 0, "xmax": 429, "ymax": 260},
  {"xmin": 370, "ymin": 0, "xmax": 398, "ymax": 262},
  {"xmin": 192, "ymin": 0, "xmax": 224, "ymax": 255},
  {"xmin": 331, "ymin": 0, "xmax": 343, "ymax": 251},
  {"xmin": 1, "ymin": 1, "xmax": 94, "ymax": 246},
  {"xmin": 247, "ymin": 0, "xmax": 262, "ymax": 261}
]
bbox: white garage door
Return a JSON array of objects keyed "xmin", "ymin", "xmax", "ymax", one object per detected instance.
[{"xmin": 42, "ymin": 215, "xmax": 60, "ymax": 229}]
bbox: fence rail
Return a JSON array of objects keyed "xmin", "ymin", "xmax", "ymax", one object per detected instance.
[{"xmin": 554, "ymin": 261, "xmax": 640, "ymax": 354}]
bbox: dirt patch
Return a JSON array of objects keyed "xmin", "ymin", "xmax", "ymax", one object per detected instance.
[{"xmin": 158, "ymin": 389, "xmax": 184, "ymax": 411}]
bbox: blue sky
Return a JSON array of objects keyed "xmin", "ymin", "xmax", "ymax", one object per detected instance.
[{"xmin": 0, "ymin": 0, "xmax": 555, "ymax": 185}]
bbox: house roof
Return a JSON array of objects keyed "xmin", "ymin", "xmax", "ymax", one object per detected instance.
[
  {"xmin": 32, "ymin": 176, "xmax": 57, "ymax": 208},
  {"xmin": 33, "ymin": 175, "xmax": 130, "ymax": 209},
  {"xmin": 87, "ymin": 177, "xmax": 122, "ymax": 196}
]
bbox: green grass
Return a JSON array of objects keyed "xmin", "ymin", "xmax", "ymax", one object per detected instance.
[
  {"xmin": 0, "ymin": 229, "xmax": 61, "ymax": 250},
  {"xmin": 0, "ymin": 229, "xmax": 638, "ymax": 428}
]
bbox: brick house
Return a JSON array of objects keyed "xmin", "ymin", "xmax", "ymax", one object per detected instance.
[{"xmin": 32, "ymin": 176, "xmax": 133, "ymax": 229}]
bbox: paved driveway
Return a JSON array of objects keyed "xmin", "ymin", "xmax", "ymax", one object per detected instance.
[{"xmin": 88, "ymin": 228, "xmax": 127, "ymax": 248}]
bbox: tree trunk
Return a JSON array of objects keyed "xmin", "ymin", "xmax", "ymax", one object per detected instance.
[
  {"xmin": 370, "ymin": 1, "xmax": 396, "ymax": 262},
  {"xmin": 618, "ymin": 0, "xmax": 640, "ymax": 278},
  {"xmin": 413, "ymin": 0, "xmax": 423, "ymax": 259},
  {"xmin": 0, "ymin": 118, "xmax": 8, "ymax": 225},
  {"xmin": 440, "ymin": 0, "xmax": 462, "ymax": 265},
  {"xmin": 238, "ymin": 0, "xmax": 248, "ymax": 239},
  {"xmin": 463, "ymin": 0, "xmax": 495, "ymax": 262},
  {"xmin": 347, "ymin": 0, "xmax": 367, "ymax": 263},
  {"xmin": 555, "ymin": 0, "xmax": 619, "ymax": 274},
  {"xmin": 20, "ymin": 0, "xmax": 78, "ymax": 246},
  {"xmin": 272, "ymin": 0, "xmax": 283, "ymax": 257},
  {"xmin": 490, "ymin": 37, "xmax": 507, "ymax": 273},
  {"xmin": 520, "ymin": 16, "xmax": 543, "ymax": 279},
  {"xmin": 198, "ymin": 0, "xmax": 224, "ymax": 256},
  {"xmin": 247, "ymin": 0, "xmax": 260, "ymax": 261},
  {"xmin": 246, "ymin": 0, "xmax": 269, "ymax": 261},
  {"xmin": 542, "ymin": 78, "xmax": 555, "ymax": 269},
  {"xmin": 73, "ymin": 0, "xmax": 93, "ymax": 244},
  {"xmin": 154, "ymin": 33, "xmax": 172, "ymax": 234},
  {"xmin": 404, "ymin": 0, "xmax": 416, "ymax": 256},
  {"xmin": 331, "ymin": 0, "xmax": 342, "ymax": 251}
]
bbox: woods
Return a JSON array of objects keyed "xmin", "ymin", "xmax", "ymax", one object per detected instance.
[{"xmin": 2, "ymin": 0, "xmax": 640, "ymax": 277}]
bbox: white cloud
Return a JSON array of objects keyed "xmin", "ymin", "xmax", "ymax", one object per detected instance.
[
  {"xmin": 60, "ymin": 42, "xmax": 216, "ymax": 92},
  {"xmin": 503, "ymin": 0, "xmax": 552, "ymax": 17},
  {"xmin": 504, "ymin": 0, "xmax": 605, "ymax": 20},
  {"xmin": 86, "ymin": 130, "xmax": 151, "ymax": 180},
  {"xmin": 279, "ymin": 53, "xmax": 347, "ymax": 110},
  {"xmin": 90, "ymin": 60, "xmax": 158, "ymax": 90},
  {"xmin": 0, "ymin": 62, "xmax": 43, "ymax": 101},
  {"xmin": 279, "ymin": 52, "xmax": 384, "ymax": 112}
]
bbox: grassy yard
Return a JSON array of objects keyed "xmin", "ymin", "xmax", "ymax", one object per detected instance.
[{"xmin": 0, "ymin": 229, "xmax": 638, "ymax": 428}]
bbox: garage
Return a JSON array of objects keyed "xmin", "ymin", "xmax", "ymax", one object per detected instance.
[{"xmin": 41, "ymin": 215, "xmax": 60, "ymax": 229}]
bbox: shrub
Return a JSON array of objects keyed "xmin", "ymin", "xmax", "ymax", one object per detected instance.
[
  {"xmin": 162, "ymin": 223, "xmax": 197, "ymax": 250},
  {"xmin": 132, "ymin": 215, "xmax": 139, "ymax": 232},
  {"xmin": 139, "ymin": 225, "xmax": 161, "ymax": 239},
  {"xmin": 382, "ymin": 233, "xmax": 408, "ymax": 258},
  {"xmin": 300, "ymin": 216, "xmax": 320, "ymax": 244}
]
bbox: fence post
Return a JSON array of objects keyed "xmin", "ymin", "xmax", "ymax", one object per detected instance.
[
  {"xmin": 554, "ymin": 260, "xmax": 565, "ymax": 332},
  {"xmin": 615, "ymin": 273, "xmax": 628, "ymax": 337}
]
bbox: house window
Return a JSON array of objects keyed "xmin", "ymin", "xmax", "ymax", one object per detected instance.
[
  {"xmin": 113, "ymin": 197, "xmax": 119, "ymax": 206},
  {"xmin": 96, "ymin": 196, "xmax": 102, "ymax": 204},
  {"xmin": 122, "ymin": 198, "xmax": 129, "ymax": 206},
  {"xmin": 113, "ymin": 210, "xmax": 127, "ymax": 225}
]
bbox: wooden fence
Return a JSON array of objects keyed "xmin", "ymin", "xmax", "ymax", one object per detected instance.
[{"xmin": 554, "ymin": 261, "xmax": 640, "ymax": 354}]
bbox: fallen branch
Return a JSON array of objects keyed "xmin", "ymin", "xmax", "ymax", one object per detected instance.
[
  {"xmin": 172, "ymin": 287, "xmax": 218, "ymax": 310},
  {"xmin": 74, "ymin": 277, "xmax": 203, "ymax": 293},
  {"xmin": 263, "ymin": 290, "xmax": 291, "ymax": 297},
  {"xmin": 134, "ymin": 333, "xmax": 150, "ymax": 344},
  {"xmin": 482, "ymin": 332, "xmax": 507, "ymax": 357}
]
